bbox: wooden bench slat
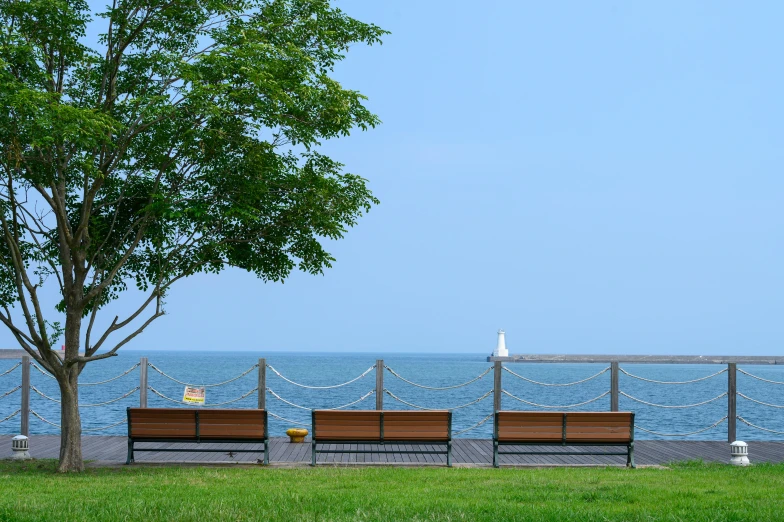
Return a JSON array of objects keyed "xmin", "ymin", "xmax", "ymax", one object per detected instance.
[
  {"xmin": 126, "ymin": 408, "xmax": 268, "ymax": 465},
  {"xmin": 493, "ymin": 411, "xmax": 635, "ymax": 468},
  {"xmin": 311, "ymin": 410, "xmax": 452, "ymax": 466}
]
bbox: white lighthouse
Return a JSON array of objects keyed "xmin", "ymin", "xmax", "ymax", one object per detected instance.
[{"xmin": 493, "ymin": 329, "xmax": 508, "ymax": 357}]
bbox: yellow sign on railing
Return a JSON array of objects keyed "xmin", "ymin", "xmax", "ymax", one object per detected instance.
[{"xmin": 182, "ymin": 386, "xmax": 205, "ymax": 405}]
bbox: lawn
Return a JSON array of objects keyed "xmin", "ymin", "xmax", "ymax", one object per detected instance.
[{"xmin": 1, "ymin": 460, "xmax": 782, "ymax": 521}]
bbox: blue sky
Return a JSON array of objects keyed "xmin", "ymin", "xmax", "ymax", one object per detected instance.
[{"xmin": 3, "ymin": 1, "xmax": 784, "ymax": 355}]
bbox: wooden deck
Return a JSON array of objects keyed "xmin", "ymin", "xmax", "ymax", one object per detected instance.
[{"xmin": 3, "ymin": 436, "xmax": 784, "ymax": 466}]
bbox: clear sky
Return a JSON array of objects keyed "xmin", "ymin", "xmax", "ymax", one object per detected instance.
[{"xmin": 3, "ymin": 1, "xmax": 783, "ymax": 355}]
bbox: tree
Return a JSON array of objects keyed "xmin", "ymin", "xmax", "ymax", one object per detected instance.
[{"xmin": 0, "ymin": 0, "xmax": 386, "ymax": 472}]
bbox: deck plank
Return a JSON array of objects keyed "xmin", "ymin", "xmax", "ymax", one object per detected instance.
[{"xmin": 3, "ymin": 435, "xmax": 784, "ymax": 466}]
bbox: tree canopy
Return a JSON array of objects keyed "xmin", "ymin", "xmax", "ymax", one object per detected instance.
[{"xmin": 0, "ymin": 0, "xmax": 386, "ymax": 471}]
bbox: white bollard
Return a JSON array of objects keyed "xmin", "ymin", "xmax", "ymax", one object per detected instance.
[
  {"xmin": 729, "ymin": 440, "xmax": 750, "ymax": 466},
  {"xmin": 10, "ymin": 435, "xmax": 31, "ymax": 460}
]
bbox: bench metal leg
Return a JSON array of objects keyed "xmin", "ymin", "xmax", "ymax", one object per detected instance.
[
  {"xmin": 627, "ymin": 442, "xmax": 635, "ymax": 468},
  {"xmin": 126, "ymin": 440, "xmax": 134, "ymax": 465},
  {"xmin": 264, "ymin": 440, "xmax": 269, "ymax": 465},
  {"xmin": 493, "ymin": 440, "xmax": 499, "ymax": 468},
  {"xmin": 446, "ymin": 441, "xmax": 452, "ymax": 467},
  {"xmin": 311, "ymin": 440, "xmax": 317, "ymax": 466}
]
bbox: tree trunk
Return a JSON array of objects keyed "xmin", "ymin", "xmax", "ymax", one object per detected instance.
[{"xmin": 57, "ymin": 375, "xmax": 83, "ymax": 472}]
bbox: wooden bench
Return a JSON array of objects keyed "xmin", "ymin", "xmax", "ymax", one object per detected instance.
[
  {"xmin": 311, "ymin": 410, "xmax": 452, "ymax": 466},
  {"xmin": 126, "ymin": 407, "xmax": 268, "ymax": 464},
  {"xmin": 493, "ymin": 411, "xmax": 635, "ymax": 468}
]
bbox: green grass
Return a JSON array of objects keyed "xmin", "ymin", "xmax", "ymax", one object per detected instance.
[{"xmin": 1, "ymin": 460, "xmax": 783, "ymax": 521}]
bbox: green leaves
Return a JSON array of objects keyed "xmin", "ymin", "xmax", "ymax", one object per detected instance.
[{"xmin": 0, "ymin": 0, "xmax": 386, "ymax": 318}]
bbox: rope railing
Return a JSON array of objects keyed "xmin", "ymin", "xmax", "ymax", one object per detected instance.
[
  {"xmin": 501, "ymin": 389, "xmax": 610, "ymax": 409},
  {"xmin": 453, "ymin": 414, "xmax": 494, "ymax": 436},
  {"xmin": 147, "ymin": 386, "xmax": 258, "ymax": 407},
  {"xmin": 503, "ymin": 366, "xmax": 610, "ymax": 386},
  {"xmin": 0, "ymin": 385, "xmax": 21, "ymax": 400},
  {"xmin": 383, "ymin": 389, "xmax": 493, "ymax": 411},
  {"xmin": 82, "ymin": 388, "xmax": 140, "ymax": 407},
  {"xmin": 8, "ymin": 356, "xmax": 782, "ymax": 442},
  {"xmin": 737, "ymin": 393, "xmax": 784, "ymax": 409},
  {"xmin": 267, "ymin": 387, "xmax": 375, "ymax": 411},
  {"xmin": 619, "ymin": 391, "xmax": 727, "ymax": 409},
  {"xmin": 80, "ymin": 364, "xmax": 140, "ymax": 386},
  {"xmin": 634, "ymin": 417, "xmax": 728, "ymax": 437},
  {"xmin": 31, "ymin": 361, "xmax": 140, "ymax": 386},
  {"xmin": 619, "ymin": 367, "xmax": 727, "ymax": 384},
  {"xmin": 737, "ymin": 369, "xmax": 784, "ymax": 385},
  {"xmin": 30, "ymin": 386, "xmax": 60, "ymax": 403},
  {"xmin": 30, "ymin": 410, "xmax": 59, "ymax": 428},
  {"xmin": 0, "ymin": 409, "xmax": 20, "ymax": 424},
  {"xmin": 268, "ymin": 411, "xmax": 311, "ymax": 427},
  {"xmin": 30, "ymin": 410, "xmax": 127, "ymax": 432},
  {"xmin": 30, "ymin": 362, "xmax": 56, "ymax": 379},
  {"xmin": 148, "ymin": 362, "xmax": 258, "ymax": 388},
  {"xmin": 83, "ymin": 419, "xmax": 129, "ymax": 432},
  {"xmin": 30, "ymin": 385, "xmax": 140, "ymax": 407},
  {"xmin": 266, "ymin": 364, "xmax": 375, "ymax": 389},
  {"xmin": 737, "ymin": 416, "xmax": 784, "ymax": 435},
  {"xmin": 0, "ymin": 362, "xmax": 21, "ymax": 378},
  {"xmin": 385, "ymin": 365, "xmax": 492, "ymax": 390}
]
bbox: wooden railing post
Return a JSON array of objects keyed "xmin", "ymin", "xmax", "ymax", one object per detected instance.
[
  {"xmin": 21, "ymin": 356, "xmax": 30, "ymax": 436},
  {"xmin": 610, "ymin": 361, "xmax": 619, "ymax": 412},
  {"xmin": 139, "ymin": 357, "xmax": 148, "ymax": 408},
  {"xmin": 376, "ymin": 359, "xmax": 384, "ymax": 410},
  {"xmin": 258, "ymin": 358, "xmax": 266, "ymax": 410},
  {"xmin": 728, "ymin": 363, "xmax": 737, "ymax": 442},
  {"xmin": 493, "ymin": 361, "xmax": 502, "ymax": 412}
]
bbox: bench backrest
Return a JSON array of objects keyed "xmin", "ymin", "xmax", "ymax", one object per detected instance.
[
  {"xmin": 127, "ymin": 408, "xmax": 267, "ymax": 440},
  {"xmin": 495, "ymin": 411, "xmax": 634, "ymax": 443},
  {"xmin": 312, "ymin": 410, "xmax": 451, "ymax": 442}
]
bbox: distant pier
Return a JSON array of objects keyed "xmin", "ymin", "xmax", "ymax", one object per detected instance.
[
  {"xmin": 0, "ymin": 349, "xmax": 83, "ymax": 359},
  {"xmin": 488, "ymin": 354, "xmax": 784, "ymax": 364}
]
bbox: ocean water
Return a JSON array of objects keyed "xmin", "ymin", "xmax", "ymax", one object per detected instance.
[{"xmin": 1, "ymin": 350, "xmax": 783, "ymax": 440}]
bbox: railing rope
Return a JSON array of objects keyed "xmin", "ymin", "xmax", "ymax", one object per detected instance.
[
  {"xmin": 148, "ymin": 362, "xmax": 258, "ymax": 388},
  {"xmin": 267, "ymin": 387, "xmax": 375, "ymax": 411},
  {"xmin": 0, "ymin": 409, "xmax": 21, "ymax": 425},
  {"xmin": 0, "ymin": 362, "xmax": 21, "ymax": 378},
  {"xmin": 30, "ymin": 385, "xmax": 139, "ymax": 407},
  {"xmin": 501, "ymin": 389, "xmax": 610, "ymax": 409},
  {"xmin": 0, "ymin": 385, "xmax": 21, "ymax": 400},
  {"xmin": 268, "ymin": 411, "xmax": 311, "ymax": 427},
  {"xmin": 619, "ymin": 391, "xmax": 727, "ymax": 409},
  {"xmin": 737, "ymin": 416, "xmax": 784, "ymax": 435},
  {"xmin": 619, "ymin": 367, "xmax": 727, "ymax": 384},
  {"xmin": 737, "ymin": 368, "xmax": 784, "ymax": 385},
  {"xmin": 454, "ymin": 414, "xmax": 494, "ymax": 436},
  {"xmin": 266, "ymin": 364, "xmax": 375, "ymax": 390},
  {"xmin": 737, "ymin": 393, "xmax": 784, "ymax": 409},
  {"xmin": 29, "ymin": 410, "xmax": 127, "ymax": 432},
  {"xmin": 503, "ymin": 366, "xmax": 610, "ymax": 386},
  {"xmin": 635, "ymin": 417, "xmax": 728, "ymax": 437},
  {"xmin": 79, "ymin": 364, "xmax": 140, "ymax": 386},
  {"xmin": 147, "ymin": 386, "xmax": 259, "ymax": 407},
  {"xmin": 385, "ymin": 365, "xmax": 492, "ymax": 390},
  {"xmin": 30, "ymin": 361, "xmax": 56, "ymax": 379},
  {"xmin": 384, "ymin": 389, "xmax": 493, "ymax": 411}
]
